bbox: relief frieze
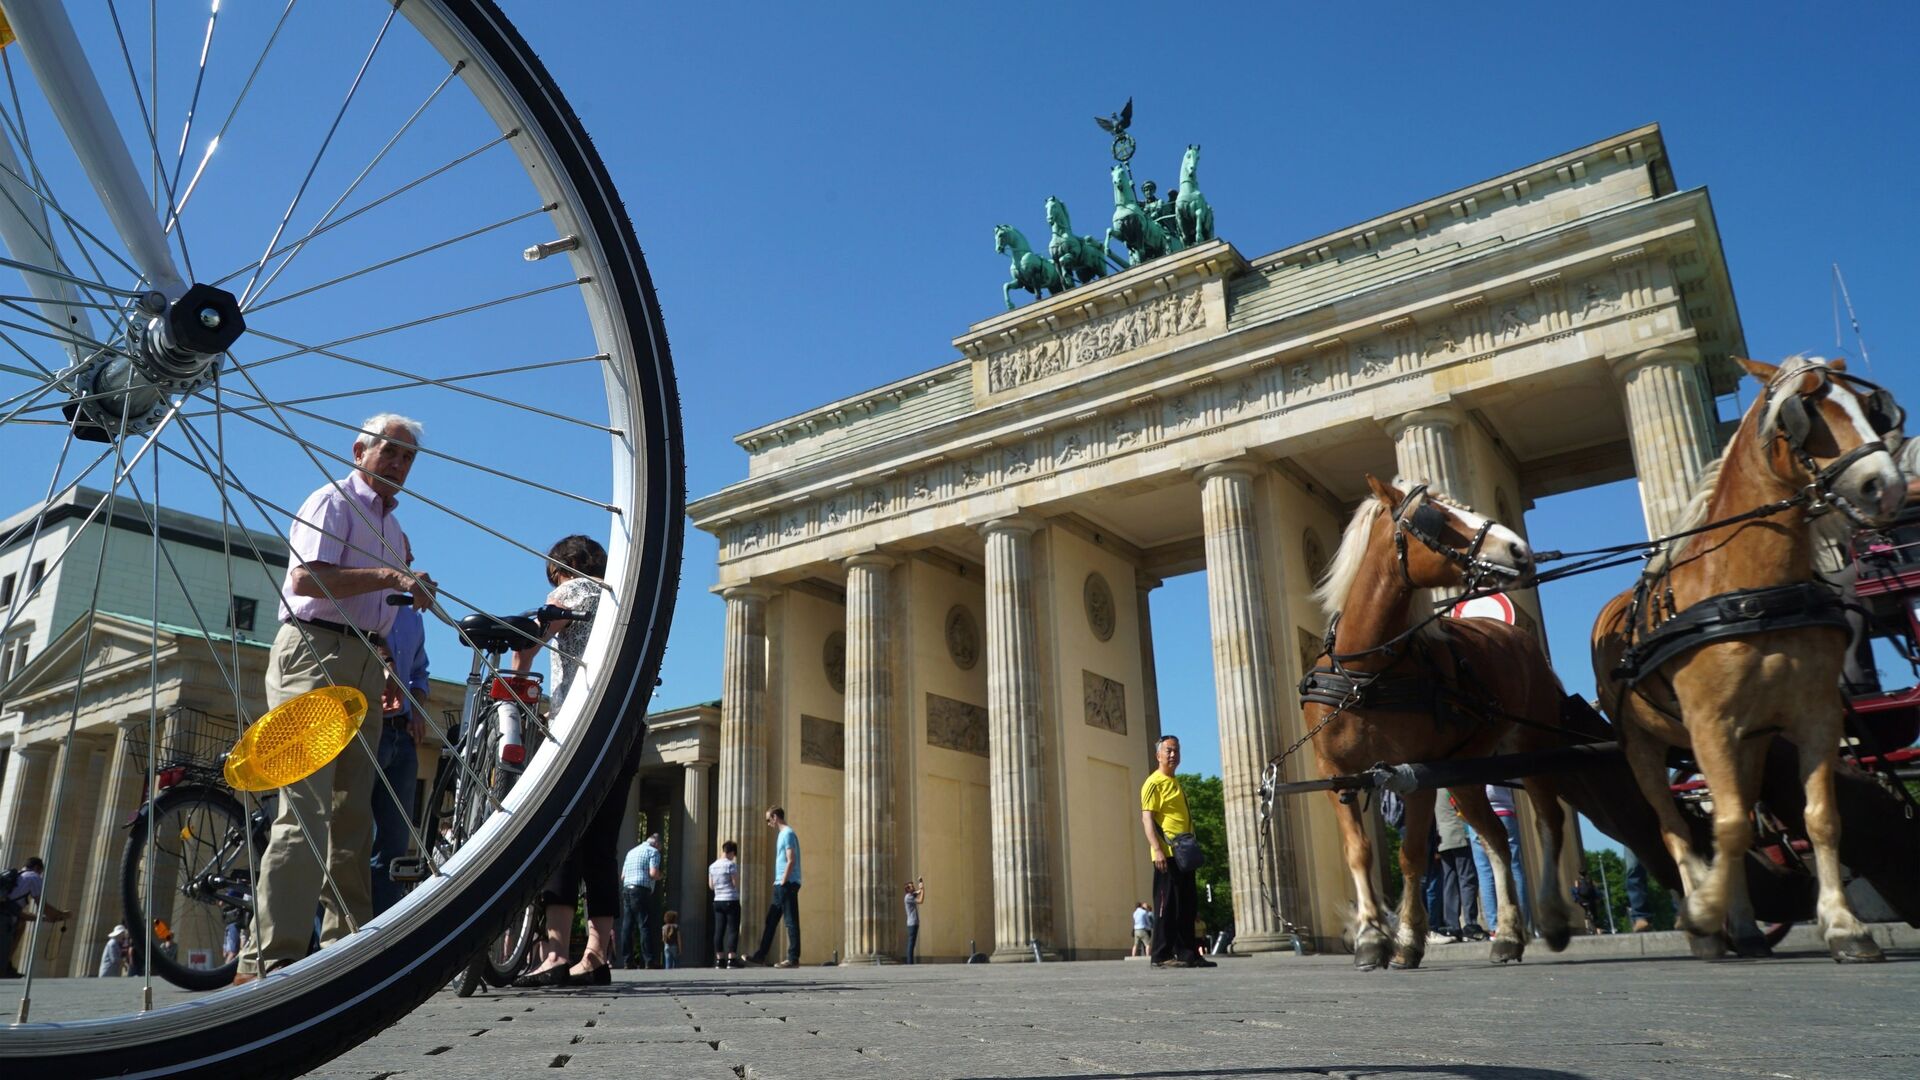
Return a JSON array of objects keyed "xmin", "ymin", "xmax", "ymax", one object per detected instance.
[
  {"xmin": 927, "ymin": 692, "xmax": 989, "ymax": 757},
  {"xmin": 985, "ymin": 287, "xmax": 1206, "ymax": 393}
]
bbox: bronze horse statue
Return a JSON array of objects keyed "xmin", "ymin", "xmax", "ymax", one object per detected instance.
[
  {"xmin": 1305, "ymin": 476, "xmax": 1585, "ymax": 969},
  {"xmin": 1106, "ymin": 161, "xmax": 1181, "ymax": 267},
  {"xmin": 1592, "ymin": 355, "xmax": 1905, "ymax": 962},
  {"xmin": 1045, "ymin": 196, "xmax": 1115, "ymax": 289},
  {"xmin": 993, "ymin": 223, "xmax": 1063, "ymax": 310}
]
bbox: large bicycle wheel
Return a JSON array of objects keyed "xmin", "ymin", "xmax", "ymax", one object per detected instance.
[
  {"xmin": 0, "ymin": 2, "xmax": 681, "ymax": 1076},
  {"xmin": 120, "ymin": 785, "xmax": 255, "ymax": 992}
]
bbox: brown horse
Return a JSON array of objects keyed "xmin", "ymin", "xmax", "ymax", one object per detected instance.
[
  {"xmin": 1591, "ymin": 356, "xmax": 1904, "ymax": 962},
  {"xmin": 1307, "ymin": 475, "xmax": 1583, "ymax": 969}
]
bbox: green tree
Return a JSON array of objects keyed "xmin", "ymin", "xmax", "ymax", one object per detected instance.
[
  {"xmin": 1177, "ymin": 773, "xmax": 1235, "ymax": 937},
  {"xmin": 1584, "ymin": 847, "xmax": 1675, "ymax": 932}
]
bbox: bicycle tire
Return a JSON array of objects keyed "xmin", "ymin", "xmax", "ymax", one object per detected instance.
[
  {"xmin": 2, "ymin": 2, "xmax": 683, "ymax": 1075},
  {"xmin": 119, "ymin": 785, "xmax": 253, "ymax": 992}
]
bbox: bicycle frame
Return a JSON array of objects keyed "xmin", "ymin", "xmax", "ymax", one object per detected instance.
[{"xmin": 4, "ymin": 1, "xmax": 189, "ymax": 298}]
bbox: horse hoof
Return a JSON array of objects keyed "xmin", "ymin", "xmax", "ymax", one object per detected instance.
[
  {"xmin": 1388, "ymin": 950, "xmax": 1423, "ymax": 971},
  {"xmin": 1687, "ymin": 932, "xmax": 1729, "ymax": 961},
  {"xmin": 1542, "ymin": 926, "xmax": 1572, "ymax": 952},
  {"xmin": 1830, "ymin": 935, "xmax": 1885, "ymax": 964},
  {"xmin": 1353, "ymin": 939, "xmax": 1391, "ymax": 971},
  {"xmin": 1488, "ymin": 939, "xmax": 1525, "ymax": 964},
  {"xmin": 1729, "ymin": 932, "xmax": 1773, "ymax": 960}
]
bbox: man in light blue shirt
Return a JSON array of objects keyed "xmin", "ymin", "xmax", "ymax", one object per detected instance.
[
  {"xmin": 617, "ymin": 832, "xmax": 662, "ymax": 968},
  {"xmin": 747, "ymin": 807, "xmax": 802, "ymax": 967}
]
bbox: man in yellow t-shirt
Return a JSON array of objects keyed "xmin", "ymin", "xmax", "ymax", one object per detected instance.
[{"xmin": 1139, "ymin": 735, "xmax": 1211, "ymax": 968}]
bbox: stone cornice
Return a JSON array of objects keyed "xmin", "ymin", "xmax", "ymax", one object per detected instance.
[{"xmin": 1248, "ymin": 124, "xmax": 1668, "ymax": 272}]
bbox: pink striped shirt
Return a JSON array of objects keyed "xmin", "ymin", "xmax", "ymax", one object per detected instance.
[{"xmin": 278, "ymin": 471, "xmax": 409, "ymax": 636}]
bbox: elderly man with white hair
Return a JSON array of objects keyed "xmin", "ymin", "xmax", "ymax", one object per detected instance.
[{"xmin": 236, "ymin": 413, "xmax": 438, "ymax": 984}]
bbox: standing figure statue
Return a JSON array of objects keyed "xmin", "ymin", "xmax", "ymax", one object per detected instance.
[
  {"xmin": 1106, "ymin": 162, "xmax": 1182, "ymax": 267},
  {"xmin": 994, "ymin": 223, "xmax": 1064, "ymax": 310},
  {"xmin": 1045, "ymin": 196, "xmax": 1117, "ymax": 289},
  {"xmin": 1141, "ymin": 180, "xmax": 1182, "ymax": 243},
  {"xmin": 1176, "ymin": 144, "xmax": 1215, "ymax": 247}
]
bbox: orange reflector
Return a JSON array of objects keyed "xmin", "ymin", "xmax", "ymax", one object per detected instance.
[{"xmin": 224, "ymin": 687, "xmax": 368, "ymax": 791}]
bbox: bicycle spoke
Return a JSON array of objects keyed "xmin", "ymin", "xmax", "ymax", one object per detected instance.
[
  {"xmin": 0, "ymin": 53, "xmax": 145, "ymax": 287},
  {"xmin": 211, "ymin": 371, "xmax": 264, "ymax": 990},
  {"xmin": 105, "ymin": 0, "xmax": 196, "ymax": 280},
  {"xmin": 235, "ymin": 7, "xmax": 399, "ymax": 308},
  {"xmin": 170, "ymin": 0, "xmax": 300, "ymax": 228},
  {"xmin": 245, "ymin": 61, "xmax": 467, "ymax": 309},
  {"xmin": 196, "ymin": 373, "xmax": 621, "ymax": 512},
  {"xmin": 140, "ymin": 429, "xmax": 162, "ymax": 1010},
  {"xmin": 17, "ymin": 388, "xmax": 138, "ymax": 1022},
  {"xmin": 236, "ymin": 308, "xmax": 618, "ymax": 433},
  {"xmin": 182, "ymin": 352, "xmax": 601, "ymax": 416},
  {"xmin": 247, "ymin": 205, "xmax": 550, "ymax": 314},
  {"xmin": 167, "ymin": 1, "xmax": 223, "ymax": 201},
  {"xmin": 209, "ymin": 130, "xmax": 516, "ymax": 289}
]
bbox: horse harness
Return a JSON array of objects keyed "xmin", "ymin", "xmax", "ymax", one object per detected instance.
[
  {"xmin": 1289, "ymin": 485, "xmax": 1522, "ymax": 774},
  {"xmin": 1613, "ymin": 363, "xmax": 1900, "ymax": 688}
]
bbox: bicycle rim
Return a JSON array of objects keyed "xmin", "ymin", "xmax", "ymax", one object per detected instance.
[{"xmin": 0, "ymin": 1, "xmax": 681, "ymax": 1075}]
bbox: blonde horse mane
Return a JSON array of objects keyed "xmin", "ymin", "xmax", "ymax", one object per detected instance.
[
  {"xmin": 1653, "ymin": 355, "xmax": 1831, "ymax": 570},
  {"xmin": 1312, "ymin": 479, "xmax": 1470, "ymax": 619}
]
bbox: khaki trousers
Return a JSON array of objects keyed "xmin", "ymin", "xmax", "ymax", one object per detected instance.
[{"xmin": 241, "ymin": 621, "xmax": 386, "ymax": 973}]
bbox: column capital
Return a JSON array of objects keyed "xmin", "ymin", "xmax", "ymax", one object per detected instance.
[
  {"xmin": 1609, "ymin": 342, "xmax": 1703, "ymax": 381},
  {"xmin": 1193, "ymin": 456, "xmax": 1262, "ymax": 485},
  {"xmin": 841, "ymin": 551, "xmax": 899, "ymax": 573},
  {"xmin": 1381, "ymin": 402, "xmax": 1466, "ymax": 440},
  {"xmin": 720, "ymin": 583, "xmax": 773, "ymax": 603},
  {"xmin": 1135, "ymin": 569, "xmax": 1163, "ymax": 592},
  {"xmin": 977, "ymin": 513, "xmax": 1044, "ymax": 539}
]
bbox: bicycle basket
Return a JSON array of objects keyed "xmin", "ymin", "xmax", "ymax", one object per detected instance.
[{"xmin": 122, "ymin": 707, "xmax": 241, "ymax": 789}]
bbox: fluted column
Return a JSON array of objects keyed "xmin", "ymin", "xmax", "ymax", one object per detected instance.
[
  {"xmin": 1135, "ymin": 572, "xmax": 1164, "ymax": 750},
  {"xmin": 73, "ymin": 724, "xmax": 143, "ymax": 976},
  {"xmin": 842, "ymin": 553, "xmax": 899, "ymax": 963},
  {"xmin": 718, "ymin": 585, "xmax": 771, "ymax": 925},
  {"xmin": 1613, "ymin": 345, "xmax": 1718, "ymax": 537},
  {"xmin": 980, "ymin": 515, "xmax": 1053, "ymax": 960},
  {"xmin": 1198, "ymin": 461, "xmax": 1295, "ymax": 952},
  {"xmin": 675, "ymin": 763, "xmax": 712, "ymax": 966},
  {"xmin": 1384, "ymin": 404, "xmax": 1467, "ymax": 497}
]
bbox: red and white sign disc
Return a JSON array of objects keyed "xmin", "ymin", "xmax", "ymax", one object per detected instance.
[{"xmin": 1449, "ymin": 592, "xmax": 1516, "ymax": 624}]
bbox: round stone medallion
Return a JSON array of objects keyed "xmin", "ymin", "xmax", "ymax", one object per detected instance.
[
  {"xmin": 1083, "ymin": 571, "xmax": 1116, "ymax": 642},
  {"xmin": 823, "ymin": 631, "xmax": 846, "ymax": 694},
  {"xmin": 945, "ymin": 605, "xmax": 980, "ymax": 670}
]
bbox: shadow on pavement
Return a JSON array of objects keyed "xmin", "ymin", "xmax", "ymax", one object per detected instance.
[{"xmin": 956, "ymin": 1060, "xmax": 1589, "ymax": 1068}]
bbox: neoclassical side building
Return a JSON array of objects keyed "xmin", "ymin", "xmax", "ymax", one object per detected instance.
[{"xmin": 688, "ymin": 124, "xmax": 1742, "ymax": 959}]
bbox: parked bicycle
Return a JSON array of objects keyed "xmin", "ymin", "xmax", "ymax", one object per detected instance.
[{"xmin": 120, "ymin": 714, "xmax": 269, "ymax": 992}]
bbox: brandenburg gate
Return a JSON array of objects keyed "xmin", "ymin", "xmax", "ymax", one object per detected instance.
[{"xmin": 688, "ymin": 124, "xmax": 1744, "ymax": 959}]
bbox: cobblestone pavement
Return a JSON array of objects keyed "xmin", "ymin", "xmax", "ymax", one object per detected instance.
[{"xmin": 308, "ymin": 936, "xmax": 1919, "ymax": 1080}]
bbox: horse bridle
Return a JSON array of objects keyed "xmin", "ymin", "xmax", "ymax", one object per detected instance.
[
  {"xmin": 1390, "ymin": 484, "xmax": 1519, "ymax": 594},
  {"xmin": 1765, "ymin": 364, "xmax": 1904, "ymax": 524}
]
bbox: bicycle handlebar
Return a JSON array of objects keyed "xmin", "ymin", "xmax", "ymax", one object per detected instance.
[{"xmin": 389, "ymin": 593, "xmax": 587, "ymax": 626}]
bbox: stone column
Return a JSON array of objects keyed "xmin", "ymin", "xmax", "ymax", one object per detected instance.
[
  {"xmin": 73, "ymin": 724, "xmax": 143, "ymax": 977},
  {"xmin": 1612, "ymin": 345, "xmax": 1718, "ymax": 537},
  {"xmin": 717, "ymin": 585, "xmax": 771, "ymax": 925},
  {"xmin": 841, "ymin": 553, "xmax": 898, "ymax": 963},
  {"xmin": 1135, "ymin": 572, "xmax": 1164, "ymax": 750},
  {"xmin": 1383, "ymin": 404, "xmax": 1467, "ymax": 497},
  {"xmin": 980, "ymin": 516, "xmax": 1053, "ymax": 960},
  {"xmin": 1198, "ymin": 461, "xmax": 1295, "ymax": 952},
  {"xmin": 675, "ymin": 763, "xmax": 712, "ymax": 966}
]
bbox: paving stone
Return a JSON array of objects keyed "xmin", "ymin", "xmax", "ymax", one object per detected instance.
[{"xmin": 248, "ymin": 944, "xmax": 1920, "ymax": 1078}]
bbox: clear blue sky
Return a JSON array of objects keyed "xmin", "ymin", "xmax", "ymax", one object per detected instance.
[
  {"xmin": 492, "ymin": 1, "xmax": 1919, "ymax": 780},
  {"xmin": 8, "ymin": 3, "xmax": 1918, "ymax": 795}
]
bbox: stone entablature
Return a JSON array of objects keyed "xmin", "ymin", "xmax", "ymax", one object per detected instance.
[
  {"xmin": 958, "ymin": 242, "xmax": 1242, "ymax": 402},
  {"xmin": 693, "ymin": 191, "xmax": 1725, "ymax": 578}
]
